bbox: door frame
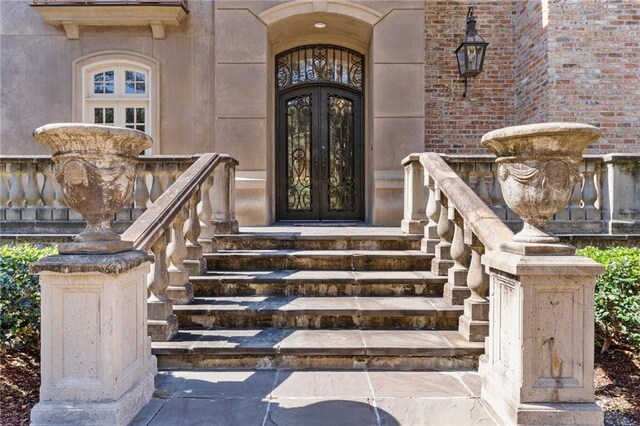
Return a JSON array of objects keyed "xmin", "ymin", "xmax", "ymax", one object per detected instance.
[{"xmin": 275, "ymin": 83, "xmax": 365, "ymax": 221}]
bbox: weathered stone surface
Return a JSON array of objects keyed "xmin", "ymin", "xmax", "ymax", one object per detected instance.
[
  {"xmin": 481, "ymin": 122, "xmax": 601, "ymax": 245},
  {"xmin": 480, "ymin": 251, "xmax": 604, "ymax": 425},
  {"xmin": 32, "ymin": 123, "xmax": 152, "ymax": 253},
  {"xmin": 30, "ymin": 249, "xmax": 150, "ymax": 274},
  {"xmin": 32, "ymin": 258, "xmax": 156, "ymax": 426}
]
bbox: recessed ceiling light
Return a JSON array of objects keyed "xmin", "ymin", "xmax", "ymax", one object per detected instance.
[{"xmin": 314, "ymin": 22, "xmax": 327, "ymax": 29}]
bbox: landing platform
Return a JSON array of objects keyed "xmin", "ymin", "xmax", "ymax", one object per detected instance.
[{"xmin": 131, "ymin": 369, "xmax": 499, "ymax": 426}]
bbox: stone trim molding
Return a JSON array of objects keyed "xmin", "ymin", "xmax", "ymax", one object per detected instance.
[
  {"xmin": 72, "ymin": 51, "xmax": 161, "ymax": 152},
  {"xmin": 30, "ymin": 4, "xmax": 187, "ymax": 39},
  {"xmin": 258, "ymin": 0, "xmax": 383, "ymax": 27}
]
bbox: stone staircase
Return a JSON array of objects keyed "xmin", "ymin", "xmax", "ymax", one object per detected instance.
[{"xmin": 152, "ymin": 227, "xmax": 484, "ymax": 370}]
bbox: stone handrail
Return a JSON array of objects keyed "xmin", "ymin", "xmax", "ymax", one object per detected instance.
[
  {"xmin": 419, "ymin": 153, "xmax": 514, "ymax": 252},
  {"xmin": 120, "ymin": 152, "xmax": 238, "ymax": 341}
]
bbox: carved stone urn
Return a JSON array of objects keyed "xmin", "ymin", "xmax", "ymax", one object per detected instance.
[
  {"xmin": 33, "ymin": 123, "xmax": 152, "ymax": 254},
  {"xmin": 481, "ymin": 122, "xmax": 601, "ymax": 247}
]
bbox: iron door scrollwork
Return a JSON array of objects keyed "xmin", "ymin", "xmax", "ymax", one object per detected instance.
[{"xmin": 276, "ymin": 45, "xmax": 364, "ymax": 221}]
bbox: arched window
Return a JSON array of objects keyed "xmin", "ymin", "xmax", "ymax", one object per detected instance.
[
  {"xmin": 73, "ymin": 52, "xmax": 159, "ymax": 151},
  {"xmin": 85, "ymin": 63, "xmax": 150, "ymax": 132}
]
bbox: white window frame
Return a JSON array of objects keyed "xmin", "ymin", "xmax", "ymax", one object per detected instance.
[{"xmin": 73, "ymin": 51, "xmax": 160, "ymax": 153}]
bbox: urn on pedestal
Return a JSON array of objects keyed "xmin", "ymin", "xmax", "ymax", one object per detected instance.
[
  {"xmin": 481, "ymin": 122, "xmax": 601, "ymax": 251},
  {"xmin": 33, "ymin": 123, "xmax": 152, "ymax": 254}
]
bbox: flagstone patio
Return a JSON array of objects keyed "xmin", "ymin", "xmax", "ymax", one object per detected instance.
[{"xmin": 131, "ymin": 369, "xmax": 499, "ymax": 426}]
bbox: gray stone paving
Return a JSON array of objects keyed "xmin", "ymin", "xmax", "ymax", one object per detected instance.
[{"xmin": 131, "ymin": 369, "xmax": 499, "ymax": 426}]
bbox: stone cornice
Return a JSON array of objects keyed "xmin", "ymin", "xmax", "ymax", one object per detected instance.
[{"xmin": 30, "ymin": 3, "xmax": 188, "ymax": 39}]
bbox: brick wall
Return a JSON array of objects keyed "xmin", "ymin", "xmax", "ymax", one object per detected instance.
[
  {"xmin": 425, "ymin": 0, "xmax": 639, "ymax": 154},
  {"xmin": 424, "ymin": 1, "xmax": 516, "ymax": 154},
  {"xmin": 515, "ymin": 0, "xmax": 549, "ymax": 124},
  {"xmin": 546, "ymin": 0, "xmax": 639, "ymax": 153}
]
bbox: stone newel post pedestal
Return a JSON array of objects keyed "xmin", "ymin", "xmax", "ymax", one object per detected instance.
[
  {"xmin": 30, "ymin": 124, "xmax": 157, "ymax": 426},
  {"xmin": 479, "ymin": 123, "xmax": 605, "ymax": 425}
]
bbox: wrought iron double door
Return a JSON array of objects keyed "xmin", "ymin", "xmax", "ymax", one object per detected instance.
[{"xmin": 276, "ymin": 86, "xmax": 364, "ymax": 221}]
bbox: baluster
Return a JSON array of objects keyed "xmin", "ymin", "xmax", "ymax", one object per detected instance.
[
  {"xmin": 52, "ymin": 175, "xmax": 69, "ymax": 221},
  {"xmin": 581, "ymin": 160, "xmax": 599, "ymax": 221},
  {"xmin": 431, "ymin": 188, "xmax": 454, "ymax": 276},
  {"xmin": 184, "ymin": 189, "xmax": 206, "ymax": 275},
  {"xmin": 474, "ymin": 163, "xmax": 491, "ymax": 205},
  {"xmin": 165, "ymin": 163, "xmax": 177, "ymax": 190},
  {"xmin": 166, "ymin": 206, "xmax": 193, "ymax": 304},
  {"xmin": 38, "ymin": 162, "xmax": 55, "ymax": 220},
  {"xmin": 198, "ymin": 174, "xmax": 214, "ymax": 252},
  {"xmin": 489, "ymin": 163, "xmax": 506, "ymax": 220},
  {"xmin": 7, "ymin": 163, "xmax": 25, "ymax": 220},
  {"xmin": 149, "ymin": 163, "xmax": 164, "ymax": 203},
  {"xmin": 421, "ymin": 172, "xmax": 440, "ymax": 254},
  {"xmin": 401, "ymin": 156, "xmax": 428, "ymax": 234},
  {"xmin": 568, "ymin": 171, "xmax": 585, "ymax": 221},
  {"xmin": 444, "ymin": 205, "xmax": 471, "ymax": 305},
  {"xmin": 0, "ymin": 163, "xmax": 10, "ymax": 221},
  {"xmin": 133, "ymin": 163, "xmax": 150, "ymax": 220},
  {"xmin": 147, "ymin": 228, "xmax": 178, "ymax": 341},
  {"xmin": 211, "ymin": 161, "xmax": 239, "ymax": 234},
  {"xmin": 458, "ymin": 227, "xmax": 489, "ymax": 342},
  {"xmin": 22, "ymin": 162, "xmax": 41, "ymax": 220}
]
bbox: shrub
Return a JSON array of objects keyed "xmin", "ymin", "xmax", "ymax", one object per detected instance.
[
  {"xmin": 0, "ymin": 244, "xmax": 56, "ymax": 351},
  {"xmin": 577, "ymin": 246, "xmax": 640, "ymax": 352}
]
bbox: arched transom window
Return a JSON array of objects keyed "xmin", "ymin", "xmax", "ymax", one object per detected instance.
[{"xmin": 276, "ymin": 45, "xmax": 364, "ymax": 92}]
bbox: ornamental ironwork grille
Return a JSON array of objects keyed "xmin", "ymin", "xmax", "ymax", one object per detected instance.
[{"xmin": 276, "ymin": 45, "xmax": 364, "ymax": 92}]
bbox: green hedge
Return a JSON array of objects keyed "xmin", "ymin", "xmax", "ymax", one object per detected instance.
[
  {"xmin": 577, "ymin": 247, "xmax": 640, "ymax": 351},
  {"xmin": 0, "ymin": 244, "xmax": 56, "ymax": 351}
]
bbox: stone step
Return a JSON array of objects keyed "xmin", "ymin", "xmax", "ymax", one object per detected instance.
[
  {"xmin": 152, "ymin": 328, "xmax": 483, "ymax": 370},
  {"xmin": 191, "ymin": 270, "xmax": 448, "ymax": 297},
  {"xmin": 214, "ymin": 233, "xmax": 421, "ymax": 251},
  {"xmin": 173, "ymin": 296, "xmax": 461, "ymax": 329},
  {"xmin": 205, "ymin": 250, "xmax": 433, "ymax": 271}
]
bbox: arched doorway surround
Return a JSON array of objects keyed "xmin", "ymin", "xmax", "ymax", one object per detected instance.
[{"xmin": 213, "ymin": 1, "xmax": 425, "ymax": 225}]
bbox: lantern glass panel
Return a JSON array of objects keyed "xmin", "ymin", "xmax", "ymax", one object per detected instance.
[{"xmin": 456, "ymin": 50, "xmax": 467, "ymax": 75}]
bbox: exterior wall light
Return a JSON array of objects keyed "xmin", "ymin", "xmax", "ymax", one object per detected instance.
[
  {"xmin": 455, "ymin": 7, "xmax": 489, "ymax": 97},
  {"xmin": 314, "ymin": 22, "xmax": 327, "ymax": 29}
]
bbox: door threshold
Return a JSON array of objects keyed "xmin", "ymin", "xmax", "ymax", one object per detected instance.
[{"xmin": 275, "ymin": 221, "xmax": 368, "ymax": 227}]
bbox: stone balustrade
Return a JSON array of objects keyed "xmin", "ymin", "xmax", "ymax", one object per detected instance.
[
  {"xmin": 402, "ymin": 123, "xmax": 617, "ymax": 424},
  {"xmin": 403, "ymin": 153, "xmax": 514, "ymax": 343},
  {"xmin": 121, "ymin": 153, "xmax": 238, "ymax": 341},
  {"xmin": 0, "ymin": 155, "xmax": 195, "ymax": 233},
  {"xmin": 403, "ymin": 153, "xmax": 640, "ymax": 237}
]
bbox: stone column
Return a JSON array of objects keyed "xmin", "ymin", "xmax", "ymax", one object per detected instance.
[
  {"xmin": 604, "ymin": 154, "xmax": 640, "ymax": 234},
  {"xmin": 30, "ymin": 252, "xmax": 157, "ymax": 426},
  {"xmin": 401, "ymin": 154, "xmax": 428, "ymax": 234}
]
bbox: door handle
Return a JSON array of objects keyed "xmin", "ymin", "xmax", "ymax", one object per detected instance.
[
  {"xmin": 314, "ymin": 155, "xmax": 319, "ymax": 178},
  {"xmin": 321, "ymin": 155, "xmax": 327, "ymax": 180}
]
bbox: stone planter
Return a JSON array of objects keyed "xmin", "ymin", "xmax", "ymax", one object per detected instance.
[
  {"xmin": 33, "ymin": 123, "xmax": 152, "ymax": 253},
  {"xmin": 481, "ymin": 122, "xmax": 601, "ymax": 245}
]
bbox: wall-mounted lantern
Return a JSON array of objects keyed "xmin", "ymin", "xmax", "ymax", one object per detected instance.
[{"xmin": 455, "ymin": 7, "xmax": 489, "ymax": 97}]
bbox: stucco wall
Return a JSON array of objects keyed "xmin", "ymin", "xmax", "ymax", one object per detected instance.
[{"xmin": 0, "ymin": 0, "xmax": 215, "ymax": 155}]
